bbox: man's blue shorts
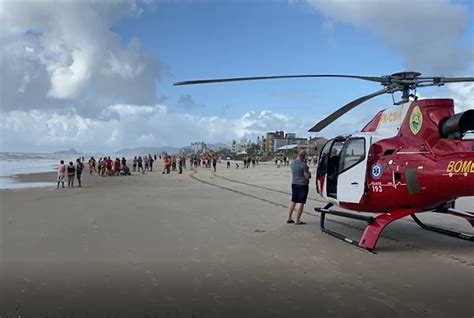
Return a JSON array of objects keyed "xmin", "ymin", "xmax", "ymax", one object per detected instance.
[{"xmin": 291, "ymin": 184, "xmax": 309, "ymax": 204}]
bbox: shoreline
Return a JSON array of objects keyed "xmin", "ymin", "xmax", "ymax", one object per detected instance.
[
  {"xmin": 0, "ymin": 171, "xmax": 57, "ymax": 190},
  {"xmin": 11, "ymin": 171, "xmax": 58, "ymax": 183}
]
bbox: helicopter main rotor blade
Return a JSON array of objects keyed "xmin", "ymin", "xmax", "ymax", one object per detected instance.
[
  {"xmin": 174, "ymin": 74, "xmax": 386, "ymax": 86},
  {"xmin": 308, "ymin": 88, "xmax": 390, "ymax": 132},
  {"xmin": 433, "ymin": 77, "xmax": 474, "ymax": 83},
  {"xmin": 417, "ymin": 76, "xmax": 474, "ymax": 83}
]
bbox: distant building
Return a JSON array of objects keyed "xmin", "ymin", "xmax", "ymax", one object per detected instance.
[
  {"xmin": 273, "ymin": 137, "xmax": 307, "ymax": 153},
  {"xmin": 232, "ymin": 138, "xmax": 249, "ymax": 153},
  {"xmin": 256, "ymin": 136, "xmax": 263, "ymax": 151},
  {"xmin": 263, "ymin": 131, "xmax": 284, "ymax": 154},
  {"xmin": 191, "ymin": 142, "xmax": 207, "ymax": 154},
  {"xmin": 307, "ymin": 137, "xmax": 328, "ymax": 156},
  {"xmin": 262, "ymin": 131, "xmax": 310, "ymax": 154}
]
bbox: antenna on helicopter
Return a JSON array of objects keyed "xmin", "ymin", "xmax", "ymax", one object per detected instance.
[{"xmin": 174, "ymin": 71, "xmax": 474, "ymax": 132}]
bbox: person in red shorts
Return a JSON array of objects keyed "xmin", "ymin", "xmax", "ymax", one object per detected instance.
[
  {"xmin": 114, "ymin": 158, "xmax": 121, "ymax": 176},
  {"xmin": 106, "ymin": 156, "xmax": 113, "ymax": 176},
  {"xmin": 163, "ymin": 154, "xmax": 171, "ymax": 174}
]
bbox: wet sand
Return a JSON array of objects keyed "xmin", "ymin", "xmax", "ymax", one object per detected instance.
[{"xmin": 1, "ymin": 161, "xmax": 473, "ymax": 317}]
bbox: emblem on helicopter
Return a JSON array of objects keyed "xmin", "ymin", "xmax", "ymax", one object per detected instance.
[
  {"xmin": 370, "ymin": 163, "xmax": 383, "ymax": 179},
  {"xmin": 409, "ymin": 106, "xmax": 423, "ymax": 135}
]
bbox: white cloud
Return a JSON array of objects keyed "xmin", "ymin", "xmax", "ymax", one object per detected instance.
[
  {"xmin": 0, "ymin": 100, "xmax": 392, "ymax": 152},
  {"xmin": 0, "ymin": 105, "xmax": 324, "ymax": 153},
  {"xmin": 447, "ymin": 83, "xmax": 474, "ymax": 112},
  {"xmin": 100, "ymin": 104, "xmax": 164, "ymax": 120},
  {"xmin": 48, "ymin": 49, "xmax": 92, "ymax": 99},
  {"xmin": 298, "ymin": 0, "xmax": 474, "ymax": 126},
  {"xmin": 301, "ymin": 0, "xmax": 474, "ymax": 74},
  {"xmin": 0, "ymin": 0, "xmax": 162, "ymax": 114}
]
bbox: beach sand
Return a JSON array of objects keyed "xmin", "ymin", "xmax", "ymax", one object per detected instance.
[{"xmin": 1, "ymin": 161, "xmax": 473, "ymax": 317}]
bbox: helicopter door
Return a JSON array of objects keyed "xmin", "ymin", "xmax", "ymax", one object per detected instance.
[
  {"xmin": 336, "ymin": 136, "xmax": 371, "ymax": 203},
  {"xmin": 316, "ymin": 138, "xmax": 345, "ymax": 200}
]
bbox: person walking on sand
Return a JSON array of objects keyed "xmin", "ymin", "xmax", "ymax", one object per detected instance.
[
  {"xmin": 67, "ymin": 161, "xmax": 76, "ymax": 188},
  {"xmin": 106, "ymin": 157, "xmax": 113, "ymax": 176},
  {"xmin": 144, "ymin": 155, "xmax": 149, "ymax": 171},
  {"xmin": 163, "ymin": 154, "xmax": 171, "ymax": 174},
  {"xmin": 100, "ymin": 158, "xmax": 107, "ymax": 176},
  {"xmin": 114, "ymin": 158, "xmax": 121, "ymax": 176},
  {"xmin": 76, "ymin": 158, "xmax": 84, "ymax": 187},
  {"xmin": 287, "ymin": 150, "xmax": 311, "ymax": 225},
  {"xmin": 172, "ymin": 157, "xmax": 177, "ymax": 171},
  {"xmin": 212, "ymin": 157, "xmax": 217, "ymax": 173},
  {"xmin": 149, "ymin": 154, "xmax": 154, "ymax": 172},
  {"xmin": 137, "ymin": 156, "xmax": 144, "ymax": 174},
  {"xmin": 88, "ymin": 157, "xmax": 95, "ymax": 175},
  {"xmin": 178, "ymin": 156, "xmax": 183, "ymax": 174},
  {"xmin": 132, "ymin": 156, "xmax": 137, "ymax": 172},
  {"xmin": 98, "ymin": 157, "xmax": 102, "ymax": 174},
  {"xmin": 57, "ymin": 160, "xmax": 66, "ymax": 188}
]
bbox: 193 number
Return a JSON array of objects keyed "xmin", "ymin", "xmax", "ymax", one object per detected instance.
[{"xmin": 371, "ymin": 185, "xmax": 383, "ymax": 192}]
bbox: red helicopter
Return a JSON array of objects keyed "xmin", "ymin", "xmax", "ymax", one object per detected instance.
[{"xmin": 175, "ymin": 71, "xmax": 474, "ymax": 251}]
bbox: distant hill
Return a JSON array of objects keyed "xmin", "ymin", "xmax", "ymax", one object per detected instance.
[
  {"xmin": 52, "ymin": 148, "xmax": 81, "ymax": 155},
  {"xmin": 115, "ymin": 147, "xmax": 180, "ymax": 156}
]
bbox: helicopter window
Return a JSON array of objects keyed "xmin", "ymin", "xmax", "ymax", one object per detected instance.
[{"xmin": 339, "ymin": 138, "xmax": 366, "ymax": 173}]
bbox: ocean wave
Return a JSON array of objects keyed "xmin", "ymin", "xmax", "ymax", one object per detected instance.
[{"xmin": 0, "ymin": 152, "xmax": 57, "ymax": 161}]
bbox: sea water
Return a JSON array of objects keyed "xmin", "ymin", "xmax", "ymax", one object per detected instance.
[{"xmin": 0, "ymin": 152, "xmax": 80, "ymax": 189}]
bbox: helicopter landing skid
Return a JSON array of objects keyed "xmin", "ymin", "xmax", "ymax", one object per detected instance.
[
  {"xmin": 316, "ymin": 204, "xmax": 417, "ymax": 252},
  {"xmin": 411, "ymin": 213, "xmax": 474, "ymax": 242}
]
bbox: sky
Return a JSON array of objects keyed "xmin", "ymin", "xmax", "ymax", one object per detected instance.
[{"xmin": 0, "ymin": 0, "xmax": 473, "ymax": 153}]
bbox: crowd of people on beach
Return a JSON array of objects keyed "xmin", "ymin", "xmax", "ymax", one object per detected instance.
[
  {"xmin": 86, "ymin": 156, "xmax": 133, "ymax": 177},
  {"xmin": 131, "ymin": 154, "xmax": 156, "ymax": 173},
  {"xmin": 55, "ymin": 152, "xmax": 309, "ymax": 189},
  {"xmin": 55, "ymin": 153, "xmax": 222, "ymax": 189}
]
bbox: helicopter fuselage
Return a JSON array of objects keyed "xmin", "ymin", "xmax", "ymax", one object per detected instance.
[
  {"xmin": 316, "ymin": 98, "xmax": 474, "ymax": 213},
  {"xmin": 173, "ymin": 71, "xmax": 474, "ymax": 250}
]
